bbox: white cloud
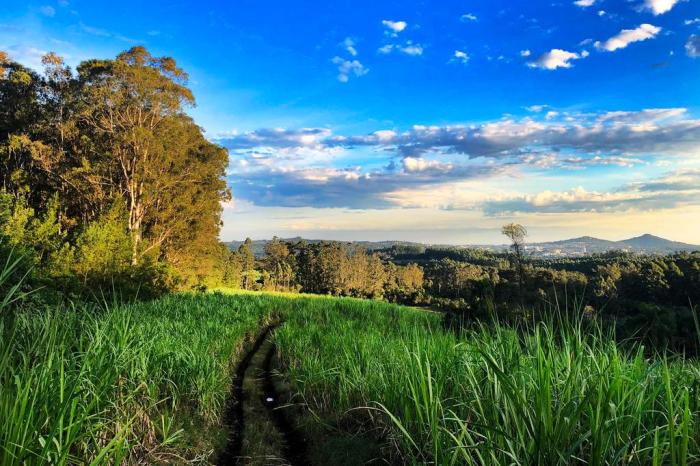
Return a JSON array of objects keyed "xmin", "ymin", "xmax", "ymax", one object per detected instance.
[
  {"xmin": 484, "ymin": 169, "xmax": 700, "ymax": 215},
  {"xmin": 332, "ymin": 57, "xmax": 368, "ymax": 82},
  {"xmin": 4, "ymin": 45, "xmax": 48, "ymax": 71},
  {"xmin": 643, "ymin": 0, "xmax": 681, "ymax": 15},
  {"xmin": 598, "ymin": 10, "xmax": 607, "ymax": 16},
  {"xmin": 581, "ymin": 49, "xmax": 590, "ymax": 57},
  {"xmin": 380, "ymin": 42, "xmax": 424, "ymax": 56},
  {"xmin": 574, "ymin": 0, "xmax": 596, "ymax": 7},
  {"xmin": 595, "ymin": 24, "xmax": 661, "ymax": 52},
  {"xmin": 686, "ymin": 18, "xmax": 700, "ymax": 26},
  {"xmin": 528, "ymin": 49, "xmax": 581, "ymax": 69},
  {"xmin": 372, "ymin": 130, "xmax": 397, "ymax": 141},
  {"xmin": 520, "ymin": 49, "xmax": 531, "ymax": 57},
  {"xmin": 400, "ymin": 43, "xmax": 424, "ymax": 56},
  {"xmin": 526, "ymin": 104, "xmax": 547, "ymax": 112},
  {"xmin": 342, "ymin": 37, "xmax": 357, "ymax": 56},
  {"xmin": 402, "ymin": 157, "xmax": 453, "ymax": 173},
  {"xmin": 219, "ymin": 109, "xmax": 700, "ymax": 212},
  {"xmin": 382, "ymin": 20, "xmax": 407, "ymax": 35},
  {"xmin": 461, "ymin": 13, "xmax": 478, "ymax": 22},
  {"xmin": 687, "ymin": 35, "xmax": 700, "ymax": 57},
  {"xmin": 39, "ymin": 5, "xmax": 56, "ymax": 16},
  {"xmin": 452, "ymin": 50, "xmax": 470, "ymax": 64}
]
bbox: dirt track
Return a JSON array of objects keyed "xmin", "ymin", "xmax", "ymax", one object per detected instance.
[{"xmin": 219, "ymin": 323, "xmax": 309, "ymax": 465}]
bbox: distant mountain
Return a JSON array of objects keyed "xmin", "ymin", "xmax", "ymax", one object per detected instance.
[
  {"xmin": 619, "ymin": 234, "xmax": 700, "ymax": 253},
  {"xmin": 525, "ymin": 234, "xmax": 700, "ymax": 256},
  {"xmin": 225, "ymin": 234, "xmax": 699, "ymax": 258}
]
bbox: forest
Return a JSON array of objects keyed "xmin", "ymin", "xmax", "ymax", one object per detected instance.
[
  {"xmin": 224, "ymin": 236, "xmax": 700, "ymax": 352},
  {"xmin": 0, "ymin": 47, "xmax": 231, "ymax": 300}
]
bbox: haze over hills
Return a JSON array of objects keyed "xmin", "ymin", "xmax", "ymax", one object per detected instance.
[
  {"xmin": 520, "ymin": 234, "xmax": 700, "ymax": 256},
  {"xmin": 226, "ymin": 234, "xmax": 700, "ymax": 258}
]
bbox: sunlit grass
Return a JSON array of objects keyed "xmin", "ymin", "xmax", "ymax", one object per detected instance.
[
  {"xmin": 276, "ymin": 301, "xmax": 700, "ymax": 465},
  {"xmin": 0, "ymin": 292, "xmax": 277, "ymax": 465},
  {"xmin": 3, "ymin": 283, "xmax": 700, "ymax": 465}
]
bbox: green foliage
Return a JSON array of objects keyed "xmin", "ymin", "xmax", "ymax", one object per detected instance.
[
  {"xmin": 0, "ymin": 292, "xmax": 278, "ymax": 465},
  {"xmin": 276, "ymin": 298, "xmax": 700, "ymax": 465},
  {"xmin": 73, "ymin": 202, "xmax": 132, "ymax": 279},
  {"xmin": 0, "ymin": 46, "xmax": 231, "ymax": 297},
  {"xmin": 3, "ymin": 275, "xmax": 700, "ymax": 465}
]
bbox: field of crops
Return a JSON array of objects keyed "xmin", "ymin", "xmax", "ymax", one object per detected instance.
[
  {"xmin": 278, "ymin": 302, "xmax": 700, "ymax": 465},
  {"xmin": 2, "ymin": 287, "xmax": 700, "ymax": 465},
  {"xmin": 0, "ymin": 292, "xmax": 279, "ymax": 464}
]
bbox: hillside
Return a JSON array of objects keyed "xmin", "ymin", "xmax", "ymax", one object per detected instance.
[
  {"xmin": 226, "ymin": 234, "xmax": 700, "ymax": 257},
  {"xmin": 528, "ymin": 234, "xmax": 700, "ymax": 256},
  {"xmin": 619, "ymin": 234, "xmax": 700, "ymax": 253}
]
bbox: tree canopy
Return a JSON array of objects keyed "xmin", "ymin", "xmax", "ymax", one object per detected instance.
[{"xmin": 0, "ymin": 46, "xmax": 230, "ymax": 295}]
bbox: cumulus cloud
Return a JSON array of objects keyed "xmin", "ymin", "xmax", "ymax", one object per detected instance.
[
  {"xmin": 595, "ymin": 24, "xmax": 661, "ymax": 52},
  {"xmin": 634, "ymin": 168, "xmax": 700, "ymax": 192},
  {"xmin": 223, "ymin": 108, "xmax": 700, "ymax": 160},
  {"xmin": 379, "ymin": 42, "xmax": 424, "ymax": 56},
  {"xmin": 520, "ymin": 49, "xmax": 531, "ymax": 57},
  {"xmin": 4, "ymin": 45, "xmax": 49, "ymax": 70},
  {"xmin": 372, "ymin": 130, "xmax": 397, "ymax": 141},
  {"xmin": 342, "ymin": 37, "xmax": 357, "ymax": 56},
  {"xmin": 452, "ymin": 50, "xmax": 470, "ymax": 64},
  {"xmin": 483, "ymin": 187, "xmax": 637, "ymax": 214},
  {"xmin": 332, "ymin": 56, "xmax": 368, "ymax": 82},
  {"xmin": 227, "ymin": 156, "xmax": 504, "ymax": 209},
  {"xmin": 218, "ymin": 128, "xmax": 333, "ymax": 150},
  {"xmin": 461, "ymin": 13, "xmax": 478, "ymax": 22},
  {"xmin": 686, "ymin": 18, "xmax": 700, "ymax": 26},
  {"xmin": 220, "ymin": 109, "xmax": 700, "ymax": 210},
  {"xmin": 686, "ymin": 34, "xmax": 700, "ymax": 57},
  {"xmin": 528, "ymin": 49, "xmax": 581, "ymax": 69},
  {"xmin": 382, "ymin": 20, "xmax": 407, "ymax": 36},
  {"xmin": 574, "ymin": 0, "xmax": 596, "ymax": 7},
  {"xmin": 520, "ymin": 153, "xmax": 645, "ymax": 169},
  {"xmin": 483, "ymin": 169, "xmax": 700, "ymax": 215},
  {"xmin": 402, "ymin": 157, "xmax": 453, "ymax": 173},
  {"xmin": 400, "ymin": 43, "xmax": 424, "ymax": 56},
  {"xmin": 643, "ymin": 0, "xmax": 681, "ymax": 15}
]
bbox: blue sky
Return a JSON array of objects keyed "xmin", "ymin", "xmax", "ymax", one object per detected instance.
[{"xmin": 3, "ymin": 0, "xmax": 700, "ymax": 243}]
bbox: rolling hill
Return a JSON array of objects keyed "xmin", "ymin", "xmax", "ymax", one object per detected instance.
[{"xmin": 225, "ymin": 234, "xmax": 700, "ymax": 257}]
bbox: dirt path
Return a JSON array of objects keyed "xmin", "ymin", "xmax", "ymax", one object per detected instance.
[
  {"xmin": 261, "ymin": 342, "xmax": 308, "ymax": 466},
  {"xmin": 219, "ymin": 323, "xmax": 309, "ymax": 466}
]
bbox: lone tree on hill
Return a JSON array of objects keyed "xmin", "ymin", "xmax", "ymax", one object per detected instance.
[{"xmin": 502, "ymin": 223, "xmax": 527, "ymax": 303}]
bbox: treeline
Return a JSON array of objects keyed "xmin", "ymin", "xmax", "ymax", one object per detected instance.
[
  {"xmin": 0, "ymin": 47, "xmax": 230, "ymax": 298},
  {"xmin": 228, "ymin": 237, "xmax": 700, "ymax": 351},
  {"xmin": 221, "ymin": 238, "xmax": 424, "ymax": 302}
]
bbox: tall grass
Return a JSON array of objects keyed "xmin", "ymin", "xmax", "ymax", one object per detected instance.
[
  {"xmin": 0, "ymin": 292, "xmax": 278, "ymax": 465},
  {"xmin": 276, "ymin": 300, "xmax": 700, "ymax": 465},
  {"xmin": 4, "ymin": 281, "xmax": 700, "ymax": 465}
]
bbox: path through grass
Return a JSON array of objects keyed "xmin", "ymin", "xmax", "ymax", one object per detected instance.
[{"xmin": 3, "ymin": 289, "xmax": 700, "ymax": 465}]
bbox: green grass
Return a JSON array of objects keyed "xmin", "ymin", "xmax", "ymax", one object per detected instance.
[
  {"xmin": 275, "ymin": 300, "xmax": 700, "ymax": 465},
  {"xmin": 3, "ymin": 284, "xmax": 700, "ymax": 465},
  {"xmin": 0, "ymin": 293, "xmax": 279, "ymax": 464}
]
